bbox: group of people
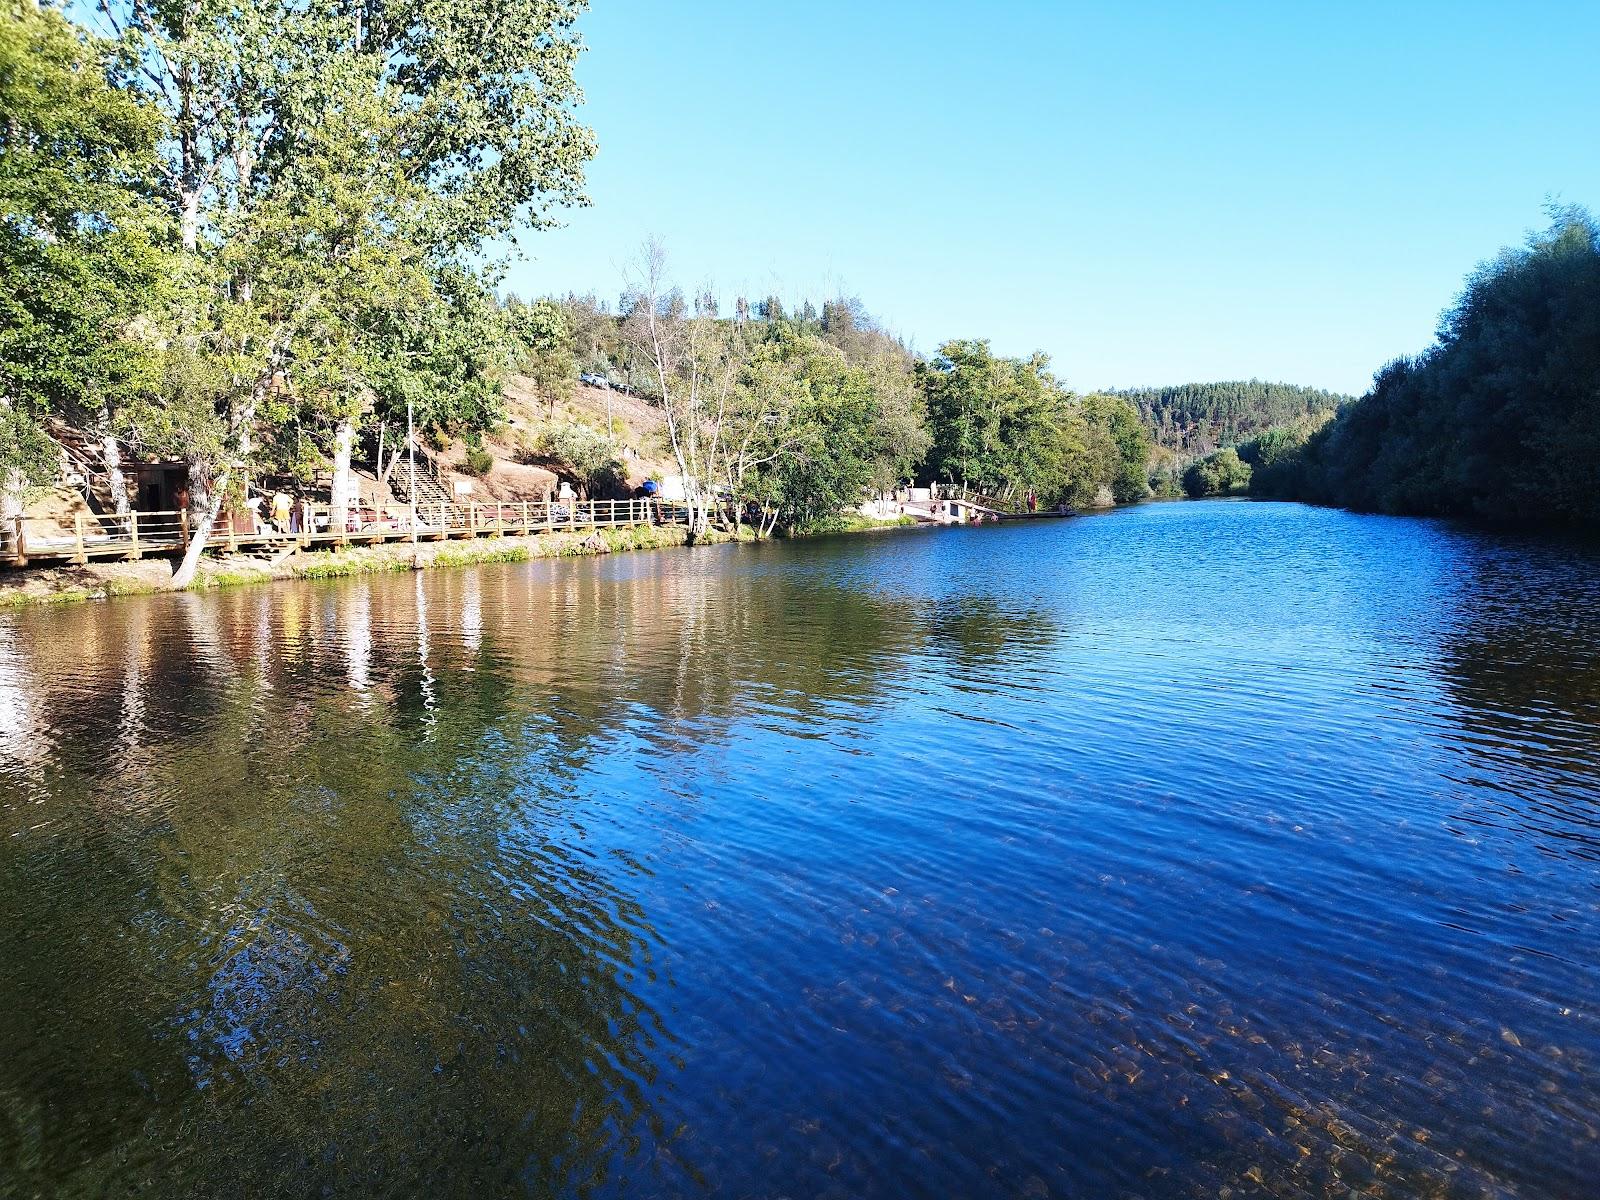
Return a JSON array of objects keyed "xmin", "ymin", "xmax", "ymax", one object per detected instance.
[{"xmin": 244, "ymin": 489, "xmax": 301, "ymax": 535}]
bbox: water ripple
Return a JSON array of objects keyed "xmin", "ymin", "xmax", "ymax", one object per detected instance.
[{"xmin": 3, "ymin": 501, "xmax": 1600, "ymax": 1196}]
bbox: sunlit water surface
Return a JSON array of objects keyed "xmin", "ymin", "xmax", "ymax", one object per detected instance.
[{"xmin": 3, "ymin": 500, "xmax": 1599, "ymax": 1199}]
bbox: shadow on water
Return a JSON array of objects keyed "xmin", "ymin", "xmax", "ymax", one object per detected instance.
[{"xmin": 1430, "ymin": 528, "xmax": 1600, "ymax": 860}]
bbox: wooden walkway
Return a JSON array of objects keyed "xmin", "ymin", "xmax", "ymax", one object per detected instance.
[
  {"xmin": 2, "ymin": 498, "xmax": 683, "ymax": 567},
  {"xmin": 996, "ymin": 507, "xmax": 1077, "ymax": 521}
]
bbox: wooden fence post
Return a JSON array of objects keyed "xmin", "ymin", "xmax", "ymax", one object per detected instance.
[
  {"xmin": 128, "ymin": 510, "xmax": 141, "ymax": 560},
  {"xmin": 73, "ymin": 513, "xmax": 87, "ymax": 564},
  {"xmin": 11, "ymin": 517, "xmax": 25, "ymax": 566},
  {"xmin": 520, "ymin": 501, "xmax": 530, "ymax": 535},
  {"xmin": 179, "ymin": 508, "xmax": 190, "ymax": 552}
]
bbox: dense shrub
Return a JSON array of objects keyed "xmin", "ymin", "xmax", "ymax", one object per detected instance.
[
  {"xmin": 1181, "ymin": 447, "xmax": 1252, "ymax": 497},
  {"xmin": 537, "ymin": 421, "xmax": 627, "ymax": 496}
]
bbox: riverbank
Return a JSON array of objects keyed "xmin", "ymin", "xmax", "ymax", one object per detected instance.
[{"xmin": 0, "ymin": 515, "xmax": 917, "ymax": 610}]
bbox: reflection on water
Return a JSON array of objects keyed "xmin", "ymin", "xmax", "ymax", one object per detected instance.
[{"xmin": 2, "ymin": 500, "xmax": 1599, "ymax": 1198}]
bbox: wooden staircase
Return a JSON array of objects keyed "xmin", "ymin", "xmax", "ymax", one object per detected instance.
[
  {"xmin": 44, "ymin": 420, "xmax": 129, "ymax": 524},
  {"xmin": 388, "ymin": 450, "xmax": 453, "ymax": 508}
]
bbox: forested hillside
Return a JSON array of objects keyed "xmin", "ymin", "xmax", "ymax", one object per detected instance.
[
  {"xmin": 1113, "ymin": 381, "xmax": 1349, "ymax": 456},
  {"xmin": 1186, "ymin": 208, "xmax": 1600, "ymax": 524}
]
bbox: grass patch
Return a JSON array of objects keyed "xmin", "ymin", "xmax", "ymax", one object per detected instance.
[
  {"xmin": 193, "ymin": 565, "xmax": 276, "ymax": 589},
  {"xmin": 786, "ymin": 512, "xmax": 916, "ymax": 537},
  {"xmin": 0, "ymin": 573, "xmax": 166, "ymax": 608},
  {"xmin": 431, "ymin": 543, "xmax": 532, "ymax": 568}
]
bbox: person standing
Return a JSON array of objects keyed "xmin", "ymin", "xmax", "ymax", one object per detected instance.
[{"xmin": 271, "ymin": 489, "xmax": 292, "ymax": 534}]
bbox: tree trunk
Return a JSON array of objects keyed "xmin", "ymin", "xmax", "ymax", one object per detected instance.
[
  {"xmin": 1, "ymin": 466, "xmax": 22, "ymax": 525},
  {"xmin": 170, "ymin": 456, "xmax": 218, "ymax": 589},
  {"xmin": 1, "ymin": 465, "xmax": 21, "ymax": 560},
  {"xmin": 101, "ymin": 428, "xmax": 130, "ymax": 517},
  {"xmin": 330, "ymin": 417, "xmax": 356, "ymax": 532},
  {"xmin": 170, "ymin": 337, "xmax": 278, "ymax": 589},
  {"xmin": 179, "ymin": 187, "xmax": 201, "ymax": 253}
]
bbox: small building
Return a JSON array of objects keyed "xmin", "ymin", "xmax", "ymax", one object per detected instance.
[{"xmin": 130, "ymin": 461, "xmax": 190, "ymax": 513}]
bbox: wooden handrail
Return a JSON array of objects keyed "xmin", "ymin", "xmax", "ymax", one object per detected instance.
[{"xmin": 2, "ymin": 496, "xmax": 667, "ymax": 567}]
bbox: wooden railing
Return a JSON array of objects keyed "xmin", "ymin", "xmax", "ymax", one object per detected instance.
[{"xmin": 2, "ymin": 497, "xmax": 687, "ymax": 567}]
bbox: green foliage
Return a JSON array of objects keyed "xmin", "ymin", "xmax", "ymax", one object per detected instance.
[
  {"xmin": 917, "ymin": 342, "xmax": 1155, "ymax": 508},
  {"xmin": 84, "ymin": 0, "xmax": 595, "ymax": 494},
  {"xmin": 1115, "ymin": 380, "xmax": 1349, "ymax": 457},
  {"xmin": 1146, "ymin": 446, "xmax": 1186, "ymax": 498},
  {"xmin": 560, "ymin": 293, "xmax": 623, "ymax": 375},
  {"xmin": 1252, "ymin": 209, "xmax": 1600, "ymax": 525},
  {"xmin": 1235, "ymin": 410, "xmax": 1335, "ymax": 496},
  {"xmin": 511, "ymin": 297, "xmax": 577, "ymax": 415},
  {"xmin": 919, "ymin": 340, "xmax": 1075, "ymax": 502},
  {"xmin": 463, "ymin": 445, "xmax": 496, "ymax": 477},
  {"xmin": 357, "ymin": 266, "xmax": 516, "ymax": 450},
  {"xmin": 0, "ymin": 1, "xmax": 168, "ymax": 488},
  {"xmin": 1182, "ymin": 447, "xmax": 1252, "ymax": 497},
  {"xmin": 751, "ymin": 335, "xmax": 886, "ymax": 525},
  {"xmin": 1081, "ymin": 393, "xmax": 1153, "ymax": 503},
  {"xmin": 537, "ymin": 421, "xmax": 626, "ymax": 495}
]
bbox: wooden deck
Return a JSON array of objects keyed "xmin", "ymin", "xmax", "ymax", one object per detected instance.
[{"xmin": 2, "ymin": 498, "xmax": 682, "ymax": 567}]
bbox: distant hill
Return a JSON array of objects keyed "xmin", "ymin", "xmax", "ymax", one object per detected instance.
[{"xmin": 1110, "ymin": 381, "xmax": 1350, "ymax": 457}]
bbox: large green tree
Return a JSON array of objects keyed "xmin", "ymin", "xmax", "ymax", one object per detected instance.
[
  {"xmin": 0, "ymin": 0, "xmax": 168, "ymax": 523},
  {"xmin": 94, "ymin": 0, "xmax": 595, "ymax": 583},
  {"xmin": 919, "ymin": 340, "xmax": 1080, "ymax": 503},
  {"xmin": 1081, "ymin": 393, "xmax": 1152, "ymax": 503}
]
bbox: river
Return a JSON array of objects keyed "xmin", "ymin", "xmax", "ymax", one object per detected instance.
[{"xmin": 2, "ymin": 499, "xmax": 1598, "ymax": 1198}]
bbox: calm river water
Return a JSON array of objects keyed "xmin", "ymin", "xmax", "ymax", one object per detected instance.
[{"xmin": 3, "ymin": 500, "xmax": 1599, "ymax": 1199}]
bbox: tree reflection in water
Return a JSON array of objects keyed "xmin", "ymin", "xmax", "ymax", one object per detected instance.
[
  {"xmin": 1431, "ymin": 528, "xmax": 1600, "ymax": 859},
  {"xmin": 5, "ymin": 512, "xmax": 1598, "ymax": 1200},
  {"xmin": 0, "ymin": 546, "xmax": 1035, "ymax": 1197},
  {"xmin": 0, "ymin": 575, "xmax": 683, "ymax": 1195}
]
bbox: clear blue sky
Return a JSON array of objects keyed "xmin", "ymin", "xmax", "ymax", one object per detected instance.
[{"xmin": 499, "ymin": 0, "xmax": 1600, "ymax": 396}]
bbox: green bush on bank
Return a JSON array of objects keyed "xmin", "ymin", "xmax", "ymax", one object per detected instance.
[{"xmin": 1181, "ymin": 447, "xmax": 1252, "ymax": 497}]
